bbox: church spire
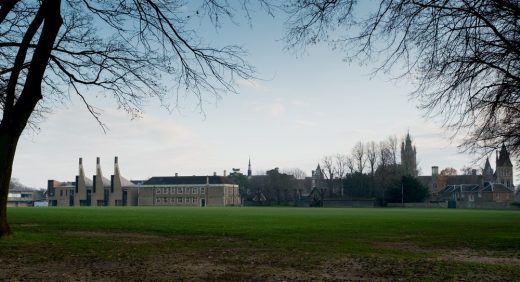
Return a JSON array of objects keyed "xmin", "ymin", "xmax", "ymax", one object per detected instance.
[{"xmin": 247, "ymin": 157, "xmax": 252, "ymax": 177}]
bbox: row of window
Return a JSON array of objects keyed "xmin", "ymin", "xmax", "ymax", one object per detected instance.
[
  {"xmin": 497, "ymin": 169, "xmax": 512, "ymax": 176},
  {"xmin": 155, "ymin": 187, "xmax": 205, "ymax": 195},
  {"xmin": 155, "ymin": 197, "xmax": 199, "ymax": 205},
  {"xmin": 224, "ymin": 187, "xmax": 238, "ymax": 196}
]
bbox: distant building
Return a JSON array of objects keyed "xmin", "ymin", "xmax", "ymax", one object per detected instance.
[
  {"xmin": 47, "ymin": 157, "xmax": 239, "ymax": 207},
  {"xmin": 418, "ymin": 144, "xmax": 515, "ymax": 205},
  {"xmin": 7, "ymin": 187, "xmax": 45, "ymax": 207},
  {"xmin": 138, "ymin": 176, "xmax": 240, "ymax": 207},
  {"xmin": 48, "ymin": 157, "xmax": 137, "ymax": 207}
]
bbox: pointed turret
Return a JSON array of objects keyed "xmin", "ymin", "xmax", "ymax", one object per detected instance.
[
  {"xmin": 247, "ymin": 157, "xmax": 252, "ymax": 177},
  {"xmin": 400, "ymin": 132, "xmax": 418, "ymax": 176},
  {"xmin": 483, "ymin": 157, "xmax": 494, "ymax": 182}
]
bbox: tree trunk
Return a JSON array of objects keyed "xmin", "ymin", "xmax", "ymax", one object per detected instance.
[
  {"xmin": 0, "ymin": 124, "xmax": 22, "ymax": 237},
  {"xmin": 0, "ymin": 0, "xmax": 63, "ymax": 238}
]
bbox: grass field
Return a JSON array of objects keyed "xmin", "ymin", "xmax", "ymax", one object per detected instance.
[{"xmin": 2, "ymin": 207, "xmax": 520, "ymax": 281}]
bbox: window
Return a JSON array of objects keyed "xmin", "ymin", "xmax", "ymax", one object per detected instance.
[
  {"xmin": 178, "ymin": 197, "xmax": 183, "ymax": 203},
  {"xmin": 156, "ymin": 188, "xmax": 161, "ymax": 194},
  {"xmin": 163, "ymin": 188, "xmax": 168, "ymax": 194},
  {"xmin": 192, "ymin": 187, "xmax": 197, "ymax": 194},
  {"xmin": 201, "ymin": 187, "xmax": 205, "ymax": 194},
  {"xmin": 177, "ymin": 187, "xmax": 183, "ymax": 194},
  {"xmin": 192, "ymin": 197, "xmax": 197, "ymax": 203},
  {"xmin": 156, "ymin": 197, "xmax": 161, "ymax": 204},
  {"xmin": 60, "ymin": 190, "xmax": 63, "ymax": 197},
  {"xmin": 170, "ymin": 188, "xmax": 176, "ymax": 194}
]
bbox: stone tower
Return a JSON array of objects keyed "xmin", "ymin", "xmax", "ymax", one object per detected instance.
[
  {"xmin": 495, "ymin": 144, "xmax": 513, "ymax": 188},
  {"xmin": 400, "ymin": 132, "xmax": 417, "ymax": 176}
]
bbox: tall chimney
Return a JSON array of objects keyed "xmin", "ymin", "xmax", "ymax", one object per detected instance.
[
  {"xmin": 114, "ymin": 156, "xmax": 118, "ymax": 164},
  {"xmin": 96, "ymin": 157, "xmax": 100, "ymax": 165},
  {"xmin": 213, "ymin": 172, "xmax": 217, "ymax": 176},
  {"xmin": 78, "ymin": 157, "xmax": 84, "ymax": 176},
  {"xmin": 432, "ymin": 166, "xmax": 438, "ymax": 176},
  {"xmin": 175, "ymin": 172, "xmax": 178, "ymax": 177},
  {"xmin": 223, "ymin": 170, "xmax": 227, "ymax": 176}
]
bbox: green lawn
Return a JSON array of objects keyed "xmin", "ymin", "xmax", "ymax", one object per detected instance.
[{"xmin": 2, "ymin": 207, "xmax": 520, "ymax": 281}]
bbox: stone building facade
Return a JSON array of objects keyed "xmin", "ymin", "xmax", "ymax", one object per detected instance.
[
  {"xmin": 138, "ymin": 176, "xmax": 240, "ymax": 207},
  {"xmin": 48, "ymin": 158, "xmax": 239, "ymax": 207}
]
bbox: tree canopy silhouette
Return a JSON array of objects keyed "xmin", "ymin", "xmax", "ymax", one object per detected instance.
[{"xmin": 285, "ymin": 0, "xmax": 520, "ymax": 157}]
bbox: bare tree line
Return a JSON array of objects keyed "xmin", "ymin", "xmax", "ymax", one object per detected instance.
[{"xmin": 321, "ymin": 136, "xmax": 400, "ymax": 178}]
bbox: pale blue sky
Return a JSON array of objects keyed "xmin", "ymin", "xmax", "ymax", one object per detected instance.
[{"xmin": 12, "ymin": 4, "xmax": 504, "ymax": 188}]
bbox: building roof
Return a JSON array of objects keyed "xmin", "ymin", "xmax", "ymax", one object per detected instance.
[
  {"xmin": 481, "ymin": 182, "xmax": 514, "ymax": 193},
  {"xmin": 143, "ymin": 176, "xmax": 235, "ymax": 185},
  {"xmin": 440, "ymin": 182, "xmax": 514, "ymax": 194},
  {"xmin": 98, "ymin": 176, "xmax": 111, "ymax": 187},
  {"xmin": 440, "ymin": 184, "xmax": 480, "ymax": 194},
  {"xmin": 445, "ymin": 175, "xmax": 482, "ymax": 185},
  {"xmin": 119, "ymin": 176, "xmax": 135, "ymax": 187}
]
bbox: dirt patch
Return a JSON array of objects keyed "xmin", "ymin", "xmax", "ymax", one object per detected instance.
[
  {"xmin": 374, "ymin": 241, "xmax": 429, "ymax": 253},
  {"xmin": 3, "ymin": 233, "xmax": 520, "ymax": 281},
  {"xmin": 11, "ymin": 223, "xmax": 40, "ymax": 228},
  {"xmin": 375, "ymin": 241, "xmax": 520, "ymax": 268},
  {"xmin": 65, "ymin": 231, "xmax": 171, "ymax": 244},
  {"xmin": 2, "ymin": 254, "xmax": 374, "ymax": 281},
  {"xmin": 443, "ymin": 249, "xmax": 520, "ymax": 266}
]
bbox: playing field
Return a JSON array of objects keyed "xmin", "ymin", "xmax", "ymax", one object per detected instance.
[{"xmin": 2, "ymin": 207, "xmax": 520, "ymax": 281}]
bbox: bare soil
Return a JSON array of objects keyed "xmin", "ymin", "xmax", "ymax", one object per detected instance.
[{"xmin": 2, "ymin": 231, "xmax": 518, "ymax": 281}]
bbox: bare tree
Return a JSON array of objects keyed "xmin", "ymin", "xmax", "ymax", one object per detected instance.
[
  {"xmin": 345, "ymin": 155, "xmax": 355, "ymax": 174},
  {"xmin": 386, "ymin": 136, "xmax": 399, "ymax": 165},
  {"xmin": 0, "ymin": 0, "xmax": 271, "ymax": 237},
  {"xmin": 334, "ymin": 153, "xmax": 347, "ymax": 196},
  {"xmin": 461, "ymin": 166, "xmax": 478, "ymax": 175},
  {"xmin": 283, "ymin": 167, "xmax": 307, "ymax": 180},
  {"xmin": 440, "ymin": 167, "xmax": 458, "ymax": 176},
  {"xmin": 366, "ymin": 141, "xmax": 377, "ymax": 177},
  {"xmin": 285, "ymin": 0, "xmax": 520, "ymax": 161},
  {"xmin": 377, "ymin": 140, "xmax": 392, "ymax": 168},
  {"xmin": 321, "ymin": 155, "xmax": 335, "ymax": 196},
  {"xmin": 351, "ymin": 142, "xmax": 366, "ymax": 174}
]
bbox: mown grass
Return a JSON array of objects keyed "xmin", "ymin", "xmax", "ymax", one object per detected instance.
[{"xmin": 3, "ymin": 207, "xmax": 520, "ymax": 280}]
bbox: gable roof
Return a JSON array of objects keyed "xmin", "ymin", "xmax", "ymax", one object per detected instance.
[
  {"xmin": 143, "ymin": 176, "xmax": 235, "ymax": 185},
  {"xmin": 481, "ymin": 182, "xmax": 514, "ymax": 193}
]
